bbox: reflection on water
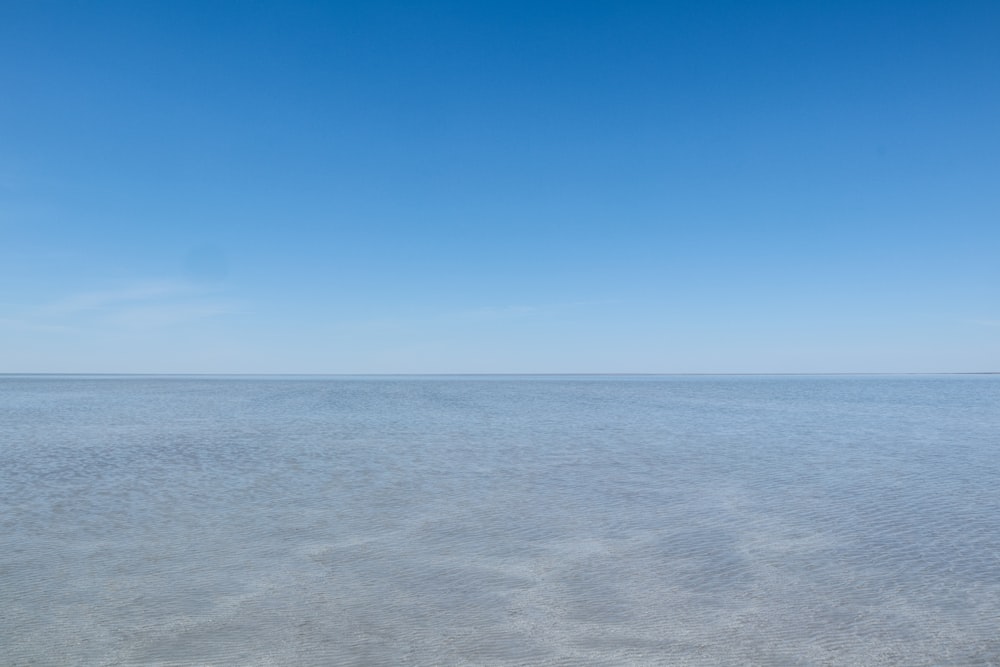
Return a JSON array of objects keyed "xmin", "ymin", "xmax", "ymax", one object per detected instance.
[{"xmin": 2, "ymin": 375, "xmax": 1000, "ymax": 665}]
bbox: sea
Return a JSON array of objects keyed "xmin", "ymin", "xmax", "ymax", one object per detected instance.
[{"xmin": 2, "ymin": 374, "xmax": 999, "ymax": 666}]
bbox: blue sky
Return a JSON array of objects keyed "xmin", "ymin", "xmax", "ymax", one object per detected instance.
[{"xmin": 2, "ymin": 1, "xmax": 998, "ymax": 373}]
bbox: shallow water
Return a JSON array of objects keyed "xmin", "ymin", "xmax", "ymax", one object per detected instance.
[{"xmin": 2, "ymin": 375, "xmax": 999, "ymax": 666}]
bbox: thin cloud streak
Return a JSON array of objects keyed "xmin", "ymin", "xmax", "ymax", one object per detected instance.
[
  {"xmin": 40, "ymin": 281, "xmax": 197, "ymax": 316},
  {"xmin": 966, "ymin": 319, "xmax": 1000, "ymax": 328},
  {"xmin": 6, "ymin": 280, "xmax": 243, "ymax": 332},
  {"xmin": 0, "ymin": 317, "xmax": 75, "ymax": 334},
  {"xmin": 456, "ymin": 305, "xmax": 539, "ymax": 320},
  {"xmin": 108, "ymin": 302, "xmax": 244, "ymax": 329}
]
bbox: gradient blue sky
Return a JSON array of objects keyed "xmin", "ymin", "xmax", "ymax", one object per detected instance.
[{"xmin": 2, "ymin": 1, "xmax": 998, "ymax": 373}]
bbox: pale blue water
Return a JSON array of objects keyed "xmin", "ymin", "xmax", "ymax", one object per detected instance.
[{"xmin": 2, "ymin": 375, "xmax": 999, "ymax": 666}]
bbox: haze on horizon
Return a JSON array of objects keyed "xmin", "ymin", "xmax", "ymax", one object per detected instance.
[{"xmin": 2, "ymin": 1, "xmax": 998, "ymax": 374}]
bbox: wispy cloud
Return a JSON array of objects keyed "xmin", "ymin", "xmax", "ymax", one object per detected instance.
[
  {"xmin": 107, "ymin": 302, "xmax": 242, "ymax": 329},
  {"xmin": 455, "ymin": 305, "xmax": 539, "ymax": 320},
  {"xmin": 448, "ymin": 298, "xmax": 619, "ymax": 322},
  {"xmin": 0, "ymin": 317, "xmax": 74, "ymax": 333},
  {"xmin": 39, "ymin": 281, "xmax": 195, "ymax": 316},
  {"xmin": 327, "ymin": 299, "xmax": 620, "ymax": 332},
  {"xmin": 2, "ymin": 280, "xmax": 243, "ymax": 332}
]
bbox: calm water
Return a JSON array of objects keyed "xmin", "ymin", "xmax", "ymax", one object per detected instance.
[{"xmin": 2, "ymin": 375, "xmax": 999, "ymax": 666}]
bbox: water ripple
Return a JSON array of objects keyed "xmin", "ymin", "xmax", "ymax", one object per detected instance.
[{"xmin": 2, "ymin": 375, "xmax": 1000, "ymax": 665}]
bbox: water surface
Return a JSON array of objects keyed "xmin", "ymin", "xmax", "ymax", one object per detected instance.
[{"xmin": 2, "ymin": 375, "xmax": 999, "ymax": 665}]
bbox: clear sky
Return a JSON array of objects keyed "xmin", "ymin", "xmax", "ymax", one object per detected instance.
[{"xmin": 2, "ymin": 1, "xmax": 998, "ymax": 373}]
